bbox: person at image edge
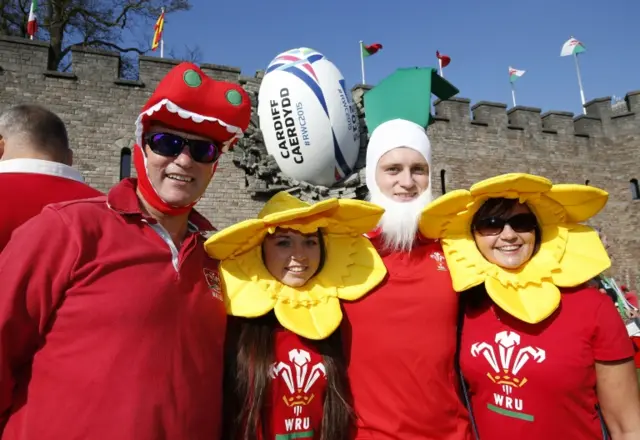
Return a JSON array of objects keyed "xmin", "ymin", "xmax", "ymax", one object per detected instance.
[{"xmin": 0, "ymin": 63, "xmax": 250, "ymax": 440}]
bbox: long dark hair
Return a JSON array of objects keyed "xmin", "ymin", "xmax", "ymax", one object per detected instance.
[{"xmin": 223, "ymin": 230, "xmax": 353, "ymax": 440}]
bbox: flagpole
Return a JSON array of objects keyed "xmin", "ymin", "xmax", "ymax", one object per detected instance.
[
  {"xmin": 438, "ymin": 58, "xmax": 443, "ymax": 77},
  {"xmin": 359, "ymin": 40, "xmax": 365, "ymax": 84},
  {"xmin": 159, "ymin": 7, "xmax": 165, "ymax": 59},
  {"xmin": 573, "ymin": 52, "xmax": 586, "ymax": 114},
  {"xmin": 511, "ymin": 82, "xmax": 517, "ymax": 107}
]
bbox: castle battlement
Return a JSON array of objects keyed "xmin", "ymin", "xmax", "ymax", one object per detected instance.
[
  {"xmin": 3, "ymin": 34, "xmax": 638, "ymax": 142},
  {"xmin": 350, "ymin": 83, "xmax": 640, "ymax": 141},
  {"xmin": 0, "ymin": 35, "xmax": 260, "ymax": 87},
  {"xmin": 1, "ymin": 35, "xmax": 639, "ymax": 285}
]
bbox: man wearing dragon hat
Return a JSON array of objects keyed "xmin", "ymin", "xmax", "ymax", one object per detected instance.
[{"xmin": 0, "ymin": 63, "xmax": 250, "ymax": 440}]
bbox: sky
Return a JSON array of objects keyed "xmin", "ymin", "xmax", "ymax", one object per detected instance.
[{"xmin": 154, "ymin": 0, "xmax": 638, "ymax": 116}]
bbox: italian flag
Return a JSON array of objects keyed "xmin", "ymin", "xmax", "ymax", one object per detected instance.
[
  {"xmin": 560, "ymin": 37, "xmax": 586, "ymax": 57},
  {"xmin": 509, "ymin": 66, "xmax": 525, "ymax": 83},
  {"xmin": 361, "ymin": 42, "xmax": 383, "ymax": 58},
  {"xmin": 27, "ymin": 0, "xmax": 37, "ymax": 38}
]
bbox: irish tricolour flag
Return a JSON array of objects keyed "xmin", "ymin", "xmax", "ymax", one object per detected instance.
[
  {"xmin": 27, "ymin": 0, "xmax": 38, "ymax": 38},
  {"xmin": 560, "ymin": 37, "xmax": 586, "ymax": 57},
  {"xmin": 509, "ymin": 67, "xmax": 525, "ymax": 83}
]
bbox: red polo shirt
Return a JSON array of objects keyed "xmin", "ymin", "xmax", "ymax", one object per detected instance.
[
  {"xmin": 0, "ymin": 158, "xmax": 102, "ymax": 251},
  {"xmin": 0, "ymin": 178, "xmax": 227, "ymax": 440},
  {"xmin": 342, "ymin": 231, "xmax": 471, "ymax": 440}
]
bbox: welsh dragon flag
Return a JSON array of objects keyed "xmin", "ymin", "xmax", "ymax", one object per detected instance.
[
  {"xmin": 27, "ymin": 0, "xmax": 37, "ymax": 38},
  {"xmin": 509, "ymin": 66, "xmax": 525, "ymax": 83},
  {"xmin": 361, "ymin": 42, "xmax": 383, "ymax": 58},
  {"xmin": 560, "ymin": 37, "xmax": 586, "ymax": 57}
]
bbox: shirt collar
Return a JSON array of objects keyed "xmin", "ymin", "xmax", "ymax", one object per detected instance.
[
  {"xmin": 107, "ymin": 178, "xmax": 215, "ymax": 232},
  {"xmin": 0, "ymin": 158, "xmax": 84, "ymax": 182}
]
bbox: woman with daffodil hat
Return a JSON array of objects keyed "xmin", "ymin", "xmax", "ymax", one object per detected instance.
[
  {"xmin": 203, "ymin": 192, "xmax": 387, "ymax": 440},
  {"xmin": 419, "ymin": 173, "xmax": 640, "ymax": 439}
]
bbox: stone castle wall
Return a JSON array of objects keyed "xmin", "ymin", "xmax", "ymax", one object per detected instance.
[{"xmin": 1, "ymin": 35, "xmax": 638, "ymax": 284}]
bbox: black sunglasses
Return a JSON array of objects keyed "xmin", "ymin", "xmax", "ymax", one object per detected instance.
[
  {"xmin": 473, "ymin": 213, "xmax": 538, "ymax": 236},
  {"xmin": 144, "ymin": 132, "xmax": 221, "ymax": 164}
]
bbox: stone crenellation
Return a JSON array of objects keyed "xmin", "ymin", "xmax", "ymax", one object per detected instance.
[{"xmin": 1, "ymin": 35, "xmax": 639, "ymax": 285}]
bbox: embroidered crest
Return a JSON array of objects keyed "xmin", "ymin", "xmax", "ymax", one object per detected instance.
[
  {"xmin": 430, "ymin": 251, "xmax": 448, "ymax": 271},
  {"xmin": 203, "ymin": 268, "xmax": 222, "ymax": 301}
]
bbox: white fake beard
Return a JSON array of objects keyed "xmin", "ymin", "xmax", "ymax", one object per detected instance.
[{"xmin": 368, "ymin": 189, "xmax": 433, "ymax": 253}]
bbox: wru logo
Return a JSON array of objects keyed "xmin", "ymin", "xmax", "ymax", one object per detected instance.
[
  {"xmin": 471, "ymin": 330, "xmax": 546, "ymax": 422},
  {"xmin": 270, "ymin": 348, "xmax": 326, "ymax": 416}
]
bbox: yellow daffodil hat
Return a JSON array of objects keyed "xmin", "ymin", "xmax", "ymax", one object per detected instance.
[
  {"xmin": 419, "ymin": 173, "xmax": 611, "ymax": 324},
  {"xmin": 203, "ymin": 191, "xmax": 388, "ymax": 340}
]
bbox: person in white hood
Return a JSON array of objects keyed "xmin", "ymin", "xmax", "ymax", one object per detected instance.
[
  {"xmin": 365, "ymin": 117, "xmax": 434, "ymax": 252},
  {"xmin": 342, "ymin": 67, "xmax": 474, "ymax": 440}
]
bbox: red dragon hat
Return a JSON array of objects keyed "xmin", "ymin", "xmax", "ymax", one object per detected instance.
[{"xmin": 133, "ymin": 62, "xmax": 251, "ymax": 215}]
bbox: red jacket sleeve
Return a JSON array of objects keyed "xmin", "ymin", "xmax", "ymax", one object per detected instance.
[
  {"xmin": 592, "ymin": 291, "xmax": 635, "ymax": 362},
  {"xmin": 0, "ymin": 206, "xmax": 79, "ymax": 425}
]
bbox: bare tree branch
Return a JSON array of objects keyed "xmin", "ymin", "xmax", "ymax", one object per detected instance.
[
  {"xmin": 0, "ymin": 0, "xmax": 30, "ymax": 36},
  {"xmin": 67, "ymin": 3, "xmax": 144, "ymax": 31},
  {"xmin": 3, "ymin": 0, "xmax": 192, "ymax": 71},
  {"xmin": 74, "ymin": 40, "xmax": 148, "ymax": 54},
  {"xmin": 168, "ymin": 44, "xmax": 203, "ymax": 64}
]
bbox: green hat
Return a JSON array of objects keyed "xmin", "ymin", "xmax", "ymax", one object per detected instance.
[{"xmin": 364, "ymin": 67, "xmax": 459, "ymax": 133}]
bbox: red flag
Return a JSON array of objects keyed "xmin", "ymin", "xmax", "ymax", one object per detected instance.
[
  {"xmin": 362, "ymin": 42, "xmax": 383, "ymax": 57},
  {"xmin": 436, "ymin": 50, "xmax": 451, "ymax": 68}
]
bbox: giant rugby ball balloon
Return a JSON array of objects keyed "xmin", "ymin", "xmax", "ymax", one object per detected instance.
[{"xmin": 257, "ymin": 48, "xmax": 360, "ymax": 187}]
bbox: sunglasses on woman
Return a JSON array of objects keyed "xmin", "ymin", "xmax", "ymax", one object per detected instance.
[
  {"xmin": 473, "ymin": 213, "xmax": 538, "ymax": 236},
  {"xmin": 144, "ymin": 132, "xmax": 221, "ymax": 164}
]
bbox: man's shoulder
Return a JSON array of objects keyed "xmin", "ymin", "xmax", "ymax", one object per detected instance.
[
  {"xmin": 50, "ymin": 176, "xmax": 103, "ymax": 192},
  {"xmin": 5, "ymin": 194, "xmax": 113, "ymax": 250},
  {"xmin": 0, "ymin": 175, "xmax": 104, "ymax": 229},
  {"xmin": 48, "ymin": 194, "xmax": 108, "ymax": 211},
  {"xmin": 0, "ymin": 173, "xmax": 101, "ymax": 197},
  {"xmin": 41, "ymin": 194, "xmax": 112, "ymax": 228},
  {"xmin": 49, "ymin": 180, "xmax": 104, "ymax": 204}
]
